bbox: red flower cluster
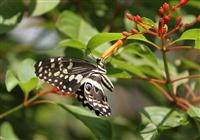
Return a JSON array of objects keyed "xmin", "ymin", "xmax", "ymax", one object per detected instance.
[{"xmin": 124, "ymin": 0, "xmax": 199, "ymax": 38}]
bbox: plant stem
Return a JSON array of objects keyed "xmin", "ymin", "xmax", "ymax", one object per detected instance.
[
  {"xmin": 0, "ymin": 94, "xmax": 39, "ymax": 119},
  {"xmin": 0, "ymin": 104, "xmax": 23, "ymax": 119},
  {"xmin": 162, "ymin": 51, "xmax": 171, "ymax": 82}
]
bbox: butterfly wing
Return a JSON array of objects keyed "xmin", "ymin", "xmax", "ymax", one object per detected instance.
[
  {"xmin": 34, "ymin": 57, "xmax": 97, "ymax": 93},
  {"xmin": 76, "ymin": 74, "xmax": 111, "ymax": 116}
]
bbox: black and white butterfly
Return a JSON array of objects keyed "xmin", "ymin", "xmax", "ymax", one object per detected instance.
[{"xmin": 34, "ymin": 57, "xmax": 114, "ymax": 116}]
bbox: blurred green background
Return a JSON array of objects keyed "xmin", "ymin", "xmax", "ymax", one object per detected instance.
[{"xmin": 0, "ymin": 0, "xmax": 200, "ymax": 140}]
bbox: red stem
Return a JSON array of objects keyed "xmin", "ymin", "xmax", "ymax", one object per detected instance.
[
  {"xmin": 176, "ymin": 102, "xmax": 189, "ymax": 111},
  {"xmin": 150, "ymin": 82, "xmax": 174, "ymax": 101},
  {"xmin": 170, "ymin": 75, "xmax": 200, "ymax": 84},
  {"xmin": 167, "ymin": 46, "xmax": 192, "ymax": 52}
]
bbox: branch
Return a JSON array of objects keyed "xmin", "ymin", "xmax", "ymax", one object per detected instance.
[
  {"xmin": 167, "ymin": 46, "xmax": 192, "ymax": 52},
  {"xmin": 150, "ymin": 82, "xmax": 174, "ymax": 101},
  {"xmin": 170, "ymin": 75, "xmax": 200, "ymax": 83}
]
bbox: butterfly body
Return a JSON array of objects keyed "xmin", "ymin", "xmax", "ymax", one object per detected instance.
[{"xmin": 34, "ymin": 57, "xmax": 113, "ymax": 116}]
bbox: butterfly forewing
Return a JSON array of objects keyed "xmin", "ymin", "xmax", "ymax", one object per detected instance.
[{"xmin": 34, "ymin": 57, "xmax": 97, "ymax": 93}]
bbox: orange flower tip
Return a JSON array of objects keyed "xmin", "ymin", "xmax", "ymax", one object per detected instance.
[
  {"xmin": 163, "ymin": 16, "xmax": 171, "ymax": 24},
  {"xmin": 126, "ymin": 13, "xmax": 134, "ymax": 20},
  {"xmin": 196, "ymin": 15, "xmax": 200, "ymax": 22},
  {"xmin": 131, "ymin": 29, "xmax": 138, "ymax": 34},
  {"xmin": 122, "ymin": 31, "xmax": 130, "ymax": 37}
]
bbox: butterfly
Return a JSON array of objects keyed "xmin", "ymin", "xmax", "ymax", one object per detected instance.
[{"xmin": 34, "ymin": 57, "xmax": 114, "ymax": 116}]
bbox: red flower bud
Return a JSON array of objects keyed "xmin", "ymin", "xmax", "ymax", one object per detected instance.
[
  {"xmin": 163, "ymin": 2, "xmax": 170, "ymax": 13},
  {"xmin": 133, "ymin": 15, "xmax": 142, "ymax": 23},
  {"xmin": 136, "ymin": 15, "xmax": 142, "ymax": 22},
  {"xmin": 126, "ymin": 13, "xmax": 134, "ymax": 21},
  {"xmin": 131, "ymin": 29, "xmax": 138, "ymax": 34},
  {"xmin": 179, "ymin": 0, "xmax": 189, "ymax": 7},
  {"xmin": 122, "ymin": 31, "xmax": 130, "ymax": 37},
  {"xmin": 159, "ymin": 7, "xmax": 164, "ymax": 16},
  {"xmin": 163, "ymin": 16, "xmax": 171, "ymax": 24}
]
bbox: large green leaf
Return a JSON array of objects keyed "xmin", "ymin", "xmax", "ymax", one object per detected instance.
[
  {"xmin": 87, "ymin": 33, "xmax": 156, "ymax": 52},
  {"xmin": 57, "ymin": 39, "xmax": 86, "ymax": 49},
  {"xmin": 187, "ymin": 105, "xmax": 200, "ymax": 122},
  {"xmin": 140, "ymin": 106, "xmax": 188, "ymax": 140},
  {"xmin": 19, "ymin": 78, "xmax": 38, "ymax": 95},
  {"xmin": 181, "ymin": 58, "xmax": 200, "ymax": 71},
  {"xmin": 58, "ymin": 104, "xmax": 112, "ymax": 140},
  {"xmin": 121, "ymin": 43, "xmax": 158, "ymax": 64},
  {"xmin": 110, "ymin": 58, "xmax": 146, "ymax": 78},
  {"xmin": 30, "ymin": 0, "xmax": 60, "ymax": 16},
  {"xmin": 16, "ymin": 59, "xmax": 36, "ymax": 82},
  {"xmin": 0, "ymin": 122, "xmax": 19, "ymax": 140},
  {"xmin": 0, "ymin": 0, "xmax": 24, "ymax": 33},
  {"xmin": 56, "ymin": 11, "xmax": 98, "ymax": 44},
  {"xmin": 5, "ymin": 59, "xmax": 39, "ymax": 95},
  {"xmin": 107, "ymin": 67, "xmax": 131, "ymax": 79},
  {"xmin": 128, "ymin": 34, "xmax": 155, "ymax": 46},
  {"xmin": 87, "ymin": 33, "xmax": 124, "ymax": 51},
  {"xmin": 174, "ymin": 29, "xmax": 200, "ymax": 49},
  {"xmin": 5, "ymin": 70, "xmax": 19, "ymax": 92}
]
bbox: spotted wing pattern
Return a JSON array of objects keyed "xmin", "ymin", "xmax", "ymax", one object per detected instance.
[
  {"xmin": 34, "ymin": 57, "xmax": 97, "ymax": 93},
  {"xmin": 34, "ymin": 57, "xmax": 113, "ymax": 116},
  {"xmin": 76, "ymin": 73, "xmax": 111, "ymax": 116}
]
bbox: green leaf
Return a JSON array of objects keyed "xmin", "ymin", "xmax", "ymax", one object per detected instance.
[
  {"xmin": 110, "ymin": 58, "xmax": 146, "ymax": 78},
  {"xmin": 175, "ymin": 29, "xmax": 200, "ymax": 49},
  {"xmin": 19, "ymin": 78, "xmax": 38, "ymax": 95},
  {"xmin": 140, "ymin": 106, "xmax": 188, "ymax": 140},
  {"xmin": 137, "ymin": 17, "xmax": 156, "ymax": 32},
  {"xmin": 30, "ymin": 0, "xmax": 60, "ymax": 16},
  {"xmin": 140, "ymin": 122, "xmax": 158, "ymax": 140},
  {"xmin": 16, "ymin": 59, "xmax": 36, "ymax": 82},
  {"xmin": 56, "ymin": 11, "xmax": 98, "ymax": 44},
  {"xmin": 187, "ymin": 105, "xmax": 200, "ymax": 121},
  {"xmin": 57, "ymin": 39, "xmax": 86, "ymax": 49},
  {"xmin": 181, "ymin": 58, "xmax": 200, "ymax": 71},
  {"xmin": 0, "ymin": 0, "xmax": 24, "ymax": 33},
  {"xmin": 87, "ymin": 32, "xmax": 156, "ymax": 52},
  {"xmin": 5, "ymin": 70, "xmax": 19, "ymax": 92},
  {"xmin": 58, "ymin": 104, "xmax": 112, "ymax": 140},
  {"xmin": 128, "ymin": 34, "xmax": 156, "ymax": 46},
  {"xmin": 143, "ymin": 106, "xmax": 188, "ymax": 129},
  {"xmin": 87, "ymin": 33, "xmax": 124, "ymax": 51},
  {"xmin": 107, "ymin": 67, "xmax": 131, "ymax": 79},
  {"xmin": 122, "ymin": 43, "xmax": 158, "ymax": 64},
  {"xmin": 0, "ymin": 122, "xmax": 19, "ymax": 140}
]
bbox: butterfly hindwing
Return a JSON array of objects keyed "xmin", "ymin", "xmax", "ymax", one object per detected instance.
[
  {"xmin": 34, "ymin": 57, "xmax": 97, "ymax": 93},
  {"xmin": 76, "ymin": 74, "xmax": 111, "ymax": 116}
]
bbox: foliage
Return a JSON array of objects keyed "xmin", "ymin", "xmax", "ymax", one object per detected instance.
[{"xmin": 0, "ymin": 0, "xmax": 200, "ymax": 140}]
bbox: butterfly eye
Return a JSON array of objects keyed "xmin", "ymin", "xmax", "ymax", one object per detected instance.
[{"xmin": 85, "ymin": 82, "xmax": 92, "ymax": 91}]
